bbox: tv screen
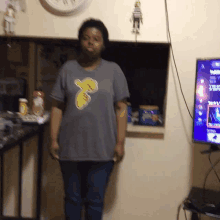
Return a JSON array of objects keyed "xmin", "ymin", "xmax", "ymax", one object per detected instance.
[{"xmin": 193, "ymin": 58, "xmax": 220, "ymax": 144}]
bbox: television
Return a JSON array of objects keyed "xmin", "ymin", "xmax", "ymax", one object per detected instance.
[{"xmin": 193, "ymin": 58, "xmax": 220, "ymax": 146}]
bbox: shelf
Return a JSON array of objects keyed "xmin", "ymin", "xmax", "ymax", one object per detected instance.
[{"xmin": 126, "ymin": 123, "xmax": 164, "ymax": 139}]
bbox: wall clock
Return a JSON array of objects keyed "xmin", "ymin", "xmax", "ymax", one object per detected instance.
[{"xmin": 39, "ymin": 0, "xmax": 92, "ymax": 16}]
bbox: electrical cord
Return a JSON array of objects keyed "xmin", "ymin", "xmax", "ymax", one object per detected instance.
[
  {"xmin": 184, "ymin": 208, "xmax": 188, "ymax": 220},
  {"xmin": 164, "ymin": 2, "xmax": 220, "ymax": 218},
  {"xmin": 176, "ymin": 154, "xmax": 220, "ymax": 220},
  {"xmin": 176, "ymin": 198, "xmax": 199, "ymax": 220},
  {"xmin": 202, "ymin": 154, "xmax": 220, "ymax": 203},
  {"xmin": 164, "ymin": 0, "xmax": 220, "ymax": 200},
  {"xmin": 164, "ymin": 0, "xmax": 220, "ymax": 219},
  {"xmin": 177, "ymin": 197, "xmax": 203, "ymax": 220},
  {"xmin": 176, "ymin": 200, "xmax": 185, "ymax": 220},
  {"xmin": 208, "ymin": 152, "xmax": 220, "ymax": 183},
  {"xmin": 164, "ymin": 0, "xmax": 194, "ymax": 218},
  {"xmin": 164, "ymin": 0, "xmax": 193, "ymax": 119}
]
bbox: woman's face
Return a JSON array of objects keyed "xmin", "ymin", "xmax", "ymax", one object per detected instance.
[{"xmin": 80, "ymin": 27, "xmax": 105, "ymax": 58}]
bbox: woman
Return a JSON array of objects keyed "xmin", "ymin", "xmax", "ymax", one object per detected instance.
[{"xmin": 50, "ymin": 18, "xmax": 130, "ymax": 220}]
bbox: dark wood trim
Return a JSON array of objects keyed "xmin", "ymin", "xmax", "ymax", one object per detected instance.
[
  {"xmin": 0, "ymin": 35, "xmax": 170, "ymax": 47},
  {"xmin": 28, "ymin": 41, "xmax": 36, "ymax": 108},
  {"xmin": 0, "ymin": 153, "xmax": 3, "ymax": 216},
  {"xmin": 18, "ymin": 142, "xmax": 23, "ymax": 218},
  {"xmin": 36, "ymin": 125, "xmax": 45, "ymax": 220},
  {"xmin": 126, "ymin": 131, "xmax": 164, "ymax": 139},
  {"xmin": 0, "ymin": 217, "xmax": 35, "ymax": 220}
]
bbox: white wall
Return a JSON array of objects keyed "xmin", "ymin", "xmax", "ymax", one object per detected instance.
[
  {"xmin": 0, "ymin": 0, "xmax": 167, "ymax": 42},
  {"xmin": 1, "ymin": 0, "xmax": 220, "ymax": 219}
]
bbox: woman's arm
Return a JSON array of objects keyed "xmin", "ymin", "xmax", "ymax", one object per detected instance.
[
  {"xmin": 115, "ymin": 98, "xmax": 128, "ymax": 145},
  {"xmin": 114, "ymin": 98, "xmax": 128, "ymax": 162}
]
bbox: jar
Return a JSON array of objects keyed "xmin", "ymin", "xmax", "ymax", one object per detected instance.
[
  {"xmin": 32, "ymin": 90, "xmax": 44, "ymax": 117},
  {"xmin": 19, "ymin": 98, "xmax": 28, "ymax": 116}
]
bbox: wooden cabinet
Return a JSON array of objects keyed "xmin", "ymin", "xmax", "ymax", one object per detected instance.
[{"xmin": 0, "ymin": 123, "xmax": 64, "ymax": 219}]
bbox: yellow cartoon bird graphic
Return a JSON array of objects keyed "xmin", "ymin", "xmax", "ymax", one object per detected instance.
[{"xmin": 75, "ymin": 78, "xmax": 98, "ymax": 109}]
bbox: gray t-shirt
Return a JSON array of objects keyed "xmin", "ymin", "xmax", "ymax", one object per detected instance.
[{"xmin": 50, "ymin": 59, "xmax": 130, "ymax": 161}]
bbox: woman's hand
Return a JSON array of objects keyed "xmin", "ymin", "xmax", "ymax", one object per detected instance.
[
  {"xmin": 113, "ymin": 143, "xmax": 125, "ymax": 163},
  {"xmin": 50, "ymin": 140, "xmax": 60, "ymax": 160}
]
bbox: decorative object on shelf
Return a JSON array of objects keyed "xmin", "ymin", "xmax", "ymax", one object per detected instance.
[
  {"xmin": 3, "ymin": 2, "xmax": 16, "ymax": 36},
  {"xmin": 0, "ymin": 0, "xmax": 26, "ymax": 13},
  {"xmin": 2, "ymin": 0, "xmax": 26, "ymax": 37},
  {"xmin": 39, "ymin": 0, "xmax": 92, "ymax": 16},
  {"xmin": 130, "ymin": 0, "xmax": 143, "ymax": 41},
  {"xmin": 19, "ymin": 98, "xmax": 28, "ymax": 116},
  {"xmin": 32, "ymin": 89, "xmax": 45, "ymax": 117}
]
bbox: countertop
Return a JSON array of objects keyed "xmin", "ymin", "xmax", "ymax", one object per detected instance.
[{"xmin": 0, "ymin": 113, "xmax": 50, "ymax": 153}]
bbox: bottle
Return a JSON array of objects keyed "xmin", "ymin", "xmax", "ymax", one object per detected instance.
[
  {"xmin": 19, "ymin": 98, "xmax": 28, "ymax": 116},
  {"xmin": 32, "ymin": 89, "xmax": 44, "ymax": 117}
]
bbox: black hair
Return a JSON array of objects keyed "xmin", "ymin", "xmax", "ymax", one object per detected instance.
[{"xmin": 78, "ymin": 18, "xmax": 109, "ymax": 48}]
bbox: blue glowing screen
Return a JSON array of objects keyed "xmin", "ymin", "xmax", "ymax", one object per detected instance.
[{"xmin": 193, "ymin": 59, "xmax": 220, "ymax": 144}]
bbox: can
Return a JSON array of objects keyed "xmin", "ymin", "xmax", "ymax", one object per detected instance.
[
  {"xmin": 32, "ymin": 90, "xmax": 44, "ymax": 117},
  {"xmin": 19, "ymin": 98, "xmax": 28, "ymax": 116}
]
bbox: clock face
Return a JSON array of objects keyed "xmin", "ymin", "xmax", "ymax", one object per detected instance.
[{"xmin": 40, "ymin": 0, "xmax": 91, "ymax": 16}]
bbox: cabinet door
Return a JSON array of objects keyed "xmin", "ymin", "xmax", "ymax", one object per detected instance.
[{"xmin": 21, "ymin": 134, "xmax": 38, "ymax": 218}]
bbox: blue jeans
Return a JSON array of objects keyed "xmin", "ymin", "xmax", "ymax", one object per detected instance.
[{"xmin": 59, "ymin": 160, "xmax": 115, "ymax": 220}]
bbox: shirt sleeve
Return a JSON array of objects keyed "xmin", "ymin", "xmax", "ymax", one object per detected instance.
[
  {"xmin": 50, "ymin": 65, "xmax": 66, "ymax": 102},
  {"xmin": 113, "ymin": 63, "xmax": 130, "ymax": 103}
]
